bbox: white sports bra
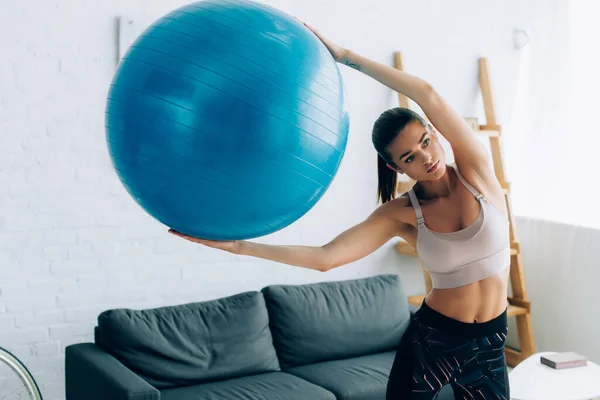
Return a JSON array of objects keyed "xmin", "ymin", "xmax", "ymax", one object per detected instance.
[{"xmin": 407, "ymin": 164, "xmax": 510, "ymax": 289}]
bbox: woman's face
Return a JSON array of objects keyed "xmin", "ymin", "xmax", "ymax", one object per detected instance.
[{"xmin": 385, "ymin": 120, "xmax": 446, "ymax": 181}]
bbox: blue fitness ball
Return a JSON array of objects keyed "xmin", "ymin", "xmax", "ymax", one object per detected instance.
[{"xmin": 105, "ymin": 0, "xmax": 350, "ymax": 240}]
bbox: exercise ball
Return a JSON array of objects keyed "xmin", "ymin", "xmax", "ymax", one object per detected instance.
[{"xmin": 105, "ymin": 0, "xmax": 349, "ymax": 240}]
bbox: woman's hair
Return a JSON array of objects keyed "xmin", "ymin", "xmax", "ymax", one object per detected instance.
[{"xmin": 372, "ymin": 107, "xmax": 427, "ymax": 204}]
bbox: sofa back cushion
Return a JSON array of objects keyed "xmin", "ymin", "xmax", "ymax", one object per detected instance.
[
  {"xmin": 96, "ymin": 291, "xmax": 280, "ymax": 389},
  {"xmin": 262, "ymin": 274, "xmax": 410, "ymax": 368}
]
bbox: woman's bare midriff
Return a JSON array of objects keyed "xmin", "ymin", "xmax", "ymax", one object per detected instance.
[{"xmin": 424, "ymin": 267, "xmax": 510, "ymax": 323}]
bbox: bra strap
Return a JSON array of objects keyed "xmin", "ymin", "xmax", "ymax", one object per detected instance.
[
  {"xmin": 452, "ymin": 163, "xmax": 484, "ymax": 201},
  {"xmin": 408, "ymin": 189, "xmax": 425, "ymax": 227}
]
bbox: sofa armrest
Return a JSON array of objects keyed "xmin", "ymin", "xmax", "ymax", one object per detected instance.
[{"xmin": 66, "ymin": 343, "xmax": 160, "ymax": 400}]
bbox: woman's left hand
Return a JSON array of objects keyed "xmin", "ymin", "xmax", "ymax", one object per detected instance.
[{"xmin": 296, "ymin": 19, "xmax": 348, "ymax": 63}]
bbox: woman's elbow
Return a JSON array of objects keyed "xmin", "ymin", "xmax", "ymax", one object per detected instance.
[
  {"xmin": 418, "ymin": 82, "xmax": 441, "ymax": 106},
  {"xmin": 319, "ymin": 247, "xmax": 343, "ymax": 272},
  {"xmin": 319, "ymin": 257, "xmax": 337, "ymax": 272},
  {"xmin": 321, "ymin": 261, "xmax": 341, "ymax": 272}
]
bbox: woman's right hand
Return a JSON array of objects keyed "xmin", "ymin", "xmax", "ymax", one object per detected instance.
[{"xmin": 169, "ymin": 229, "xmax": 241, "ymax": 254}]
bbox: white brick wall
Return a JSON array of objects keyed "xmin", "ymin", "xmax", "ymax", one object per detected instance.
[{"xmin": 1, "ymin": 0, "xmax": 555, "ymax": 398}]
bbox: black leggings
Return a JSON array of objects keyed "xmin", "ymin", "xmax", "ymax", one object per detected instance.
[{"xmin": 386, "ymin": 300, "xmax": 509, "ymax": 399}]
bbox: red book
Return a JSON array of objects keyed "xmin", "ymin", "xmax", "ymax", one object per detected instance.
[{"xmin": 540, "ymin": 352, "xmax": 588, "ymax": 369}]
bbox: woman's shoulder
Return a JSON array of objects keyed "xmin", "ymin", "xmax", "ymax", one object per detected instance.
[{"xmin": 375, "ymin": 191, "xmax": 417, "ymax": 227}]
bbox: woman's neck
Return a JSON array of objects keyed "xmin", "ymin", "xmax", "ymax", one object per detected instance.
[{"xmin": 414, "ymin": 164, "xmax": 455, "ymax": 199}]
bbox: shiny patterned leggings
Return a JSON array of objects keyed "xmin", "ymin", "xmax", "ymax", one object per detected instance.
[{"xmin": 386, "ymin": 300, "xmax": 509, "ymax": 400}]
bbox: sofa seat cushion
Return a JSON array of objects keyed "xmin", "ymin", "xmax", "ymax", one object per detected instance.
[
  {"xmin": 285, "ymin": 351, "xmax": 455, "ymax": 400},
  {"xmin": 284, "ymin": 351, "xmax": 396, "ymax": 400},
  {"xmin": 96, "ymin": 291, "xmax": 279, "ymax": 389},
  {"xmin": 160, "ymin": 372, "xmax": 336, "ymax": 400},
  {"xmin": 262, "ymin": 274, "xmax": 411, "ymax": 368}
]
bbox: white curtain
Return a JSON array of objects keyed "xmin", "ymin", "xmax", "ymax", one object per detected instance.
[
  {"xmin": 566, "ymin": 0, "xmax": 600, "ymax": 227},
  {"xmin": 507, "ymin": 0, "xmax": 600, "ymax": 229}
]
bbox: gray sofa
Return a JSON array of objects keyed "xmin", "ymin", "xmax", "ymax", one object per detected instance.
[{"xmin": 65, "ymin": 274, "xmax": 454, "ymax": 399}]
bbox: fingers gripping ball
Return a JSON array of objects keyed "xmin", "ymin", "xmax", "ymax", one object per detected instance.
[{"xmin": 106, "ymin": 0, "xmax": 350, "ymax": 240}]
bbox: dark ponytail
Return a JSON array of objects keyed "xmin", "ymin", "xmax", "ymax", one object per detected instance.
[
  {"xmin": 372, "ymin": 107, "xmax": 427, "ymax": 204},
  {"xmin": 377, "ymin": 153, "xmax": 397, "ymax": 204}
]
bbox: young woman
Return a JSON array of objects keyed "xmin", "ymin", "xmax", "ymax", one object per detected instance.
[{"xmin": 170, "ymin": 23, "xmax": 511, "ymax": 400}]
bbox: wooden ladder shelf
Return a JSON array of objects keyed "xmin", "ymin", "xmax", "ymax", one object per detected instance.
[{"xmin": 392, "ymin": 52, "xmax": 535, "ymax": 367}]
